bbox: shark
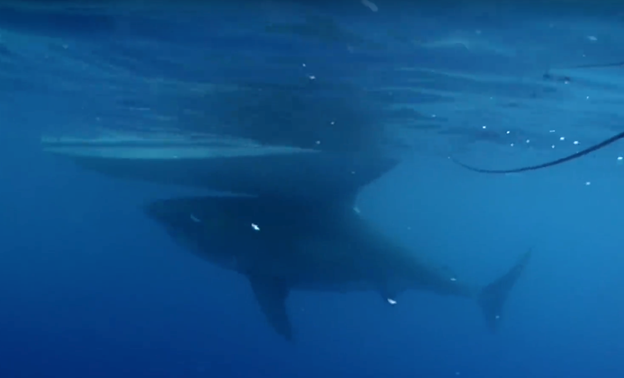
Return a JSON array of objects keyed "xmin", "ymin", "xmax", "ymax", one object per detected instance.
[
  {"xmin": 41, "ymin": 131, "xmax": 531, "ymax": 340},
  {"xmin": 143, "ymin": 187, "xmax": 531, "ymax": 341}
]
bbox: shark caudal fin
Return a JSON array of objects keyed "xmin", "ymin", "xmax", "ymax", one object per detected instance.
[{"xmin": 478, "ymin": 250, "xmax": 532, "ymax": 332}]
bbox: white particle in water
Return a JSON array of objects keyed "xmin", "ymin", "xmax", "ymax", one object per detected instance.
[{"xmin": 251, "ymin": 223, "xmax": 260, "ymax": 231}]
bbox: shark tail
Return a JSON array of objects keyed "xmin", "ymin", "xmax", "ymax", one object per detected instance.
[{"xmin": 478, "ymin": 250, "xmax": 532, "ymax": 332}]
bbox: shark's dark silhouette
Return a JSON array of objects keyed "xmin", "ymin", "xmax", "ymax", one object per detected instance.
[
  {"xmin": 144, "ymin": 193, "xmax": 531, "ymax": 341},
  {"xmin": 451, "ymin": 131, "xmax": 624, "ymax": 174}
]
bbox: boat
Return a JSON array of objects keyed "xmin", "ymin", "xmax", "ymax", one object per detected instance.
[{"xmin": 41, "ymin": 130, "xmax": 398, "ymax": 200}]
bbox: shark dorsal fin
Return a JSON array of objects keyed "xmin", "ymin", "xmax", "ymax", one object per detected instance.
[{"xmin": 248, "ymin": 274, "xmax": 293, "ymax": 341}]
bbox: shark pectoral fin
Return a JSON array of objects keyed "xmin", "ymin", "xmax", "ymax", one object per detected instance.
[
  {"xmin": 478, "ymin": 250, "xmax": 532, "ymax": 333},
  {"xmin": 248, "ymin": 274, "xmax": 293, "ymax": 341}
]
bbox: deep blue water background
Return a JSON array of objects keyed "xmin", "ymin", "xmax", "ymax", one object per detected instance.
[{"xmin": 1, "ymin": 1, "xmax": 624, "ymax": 377}]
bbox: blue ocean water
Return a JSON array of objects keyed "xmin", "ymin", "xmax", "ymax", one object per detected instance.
[{"xmin": 1, "ymin": 1, "xmax": 624, "ymax": 377}]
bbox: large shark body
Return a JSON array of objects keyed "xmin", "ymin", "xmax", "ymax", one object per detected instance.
[
  {"xmin": 143, "ymin": 192, "xmax": 530, "ymax": 341},
  {"xmin": 42, "ymin": 132, "xmax": 530, "ymax": 340}
]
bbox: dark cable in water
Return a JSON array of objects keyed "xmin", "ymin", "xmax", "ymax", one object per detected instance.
[
  {"xmin": 450, "ymin": 131, "xmax": 624, "ymax": 174},
  {"xmin": 451, "ymin": 60, "xmax": 624, "ymax": 174}
]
